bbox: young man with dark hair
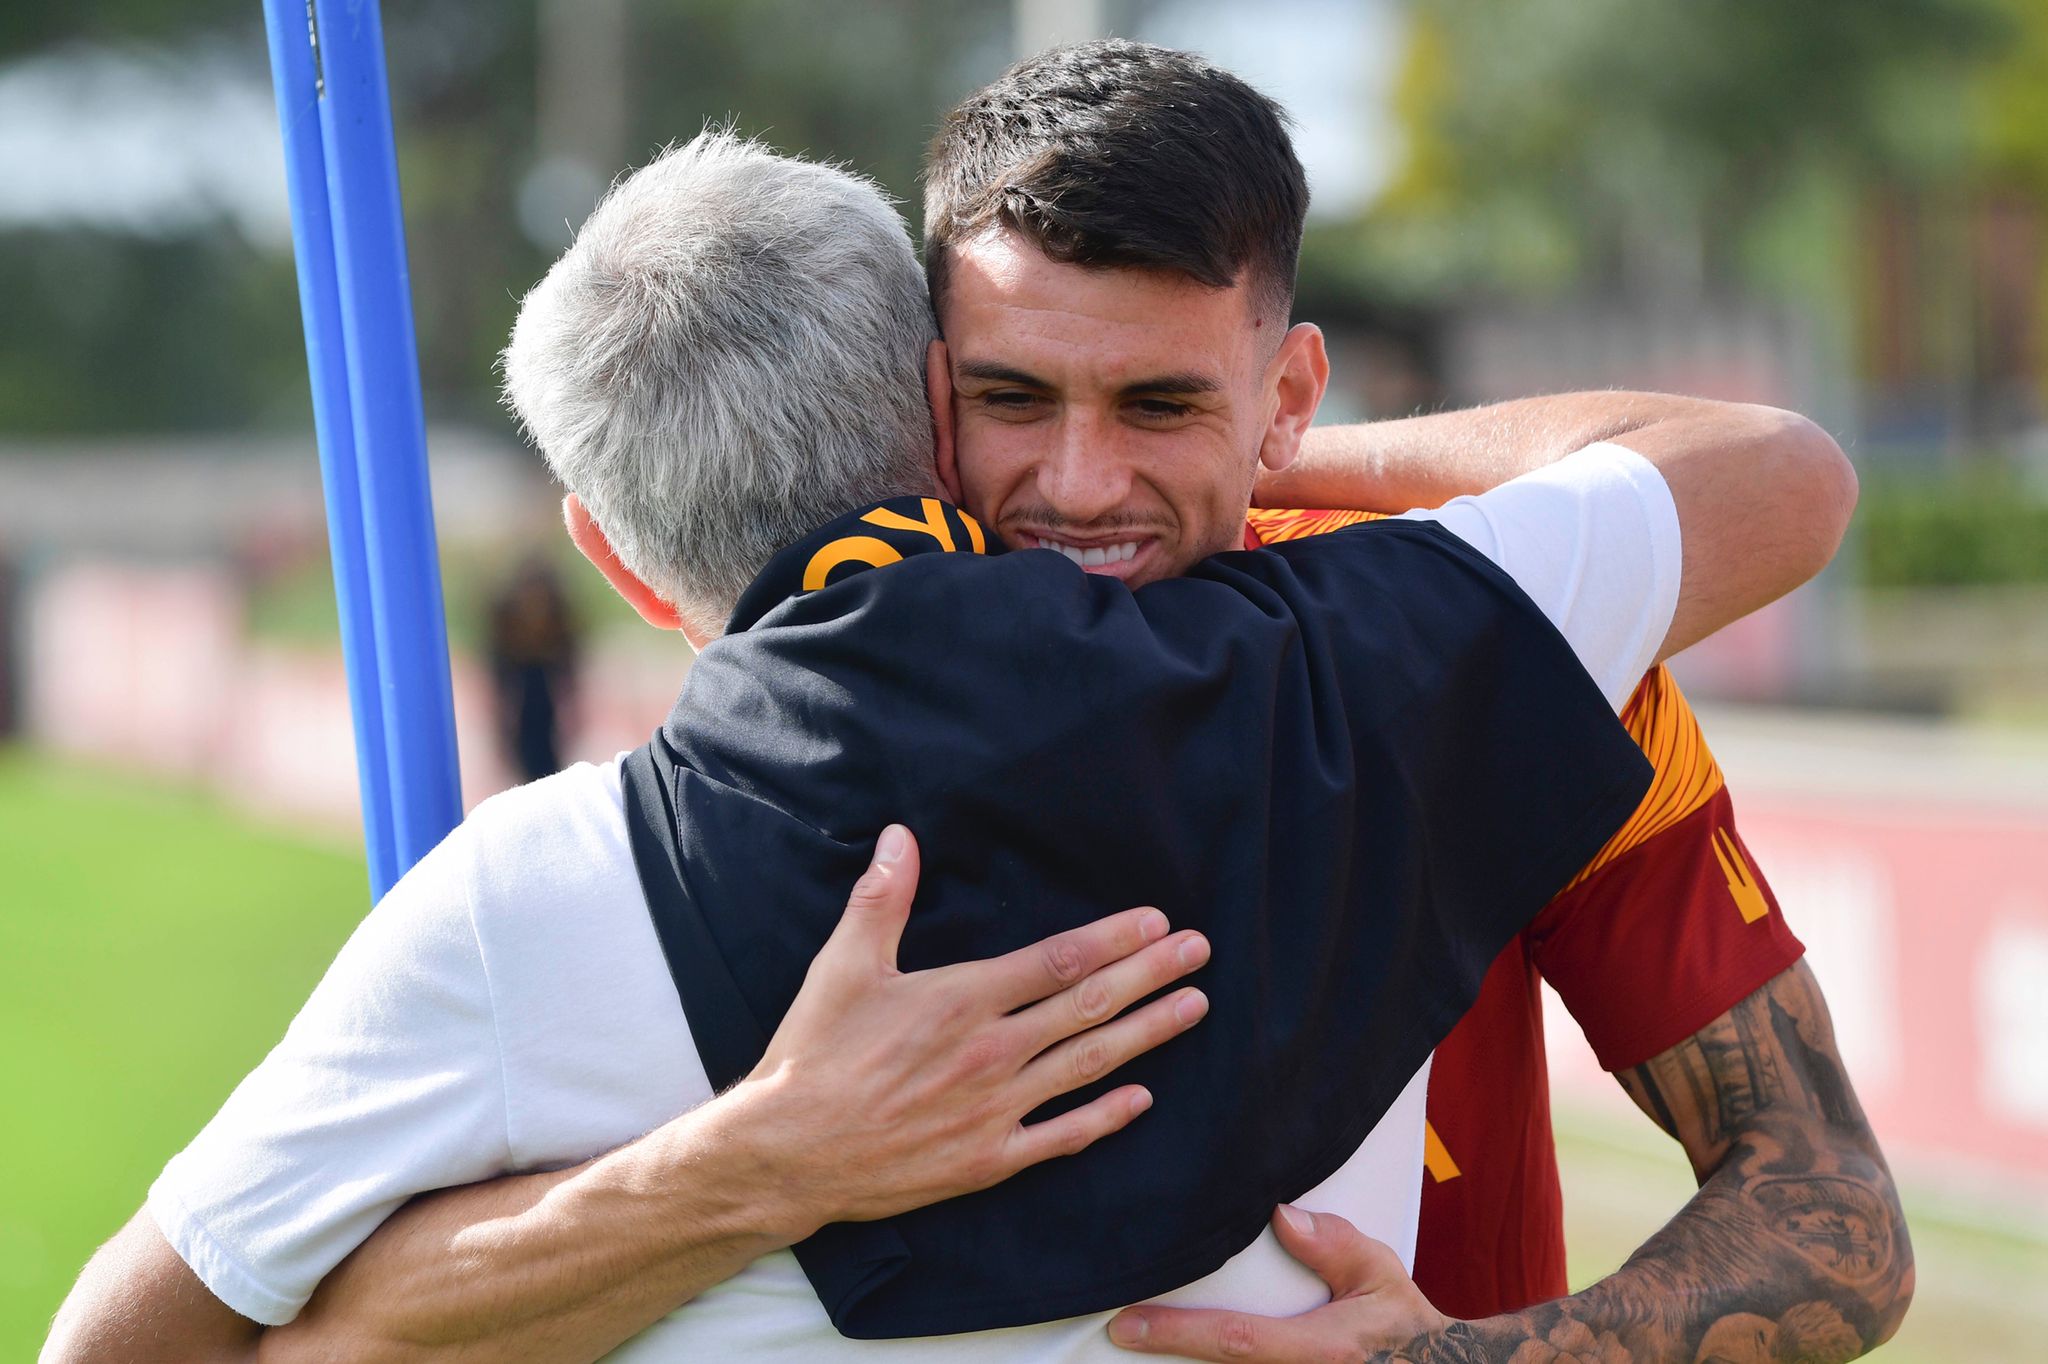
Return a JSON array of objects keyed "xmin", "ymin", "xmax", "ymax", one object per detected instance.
[
  {"xmin": 924, "ymin": 40, "xmax": 1308, "ymax": 333},
  {"xmin": 918, "ymin": 42, "xmax": 1910, "ymax": 1364},
  {"xmin": 923, "ymin": 41, "xmax": 1319, "ymax": 591}
]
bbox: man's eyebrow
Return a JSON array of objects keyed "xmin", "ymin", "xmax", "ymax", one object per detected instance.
[
  {"xmin": 1117, "ymin": 372, "xmax": 1221, "ymax": 398},
  {"xmin": 953, "ymin": 361, "xmax": 1222, "ymax": 397},
  {"xmin": 955, "ymin": 360, "xmax": 1050, "ymax": 387}
]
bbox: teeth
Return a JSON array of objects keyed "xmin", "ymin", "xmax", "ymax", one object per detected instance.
[{"xmin": 1028, "ymin": 536, "xmax": 1142, "ymax": 568}]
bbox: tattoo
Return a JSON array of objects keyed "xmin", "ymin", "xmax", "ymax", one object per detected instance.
[
  {"xmin": 1376, "ymin": 962, "xmax": 1913, "ymax": 1364},
  {"xmin": 1750, "ymin": 1175, "xmax": 1894, "ymax": 1286}
]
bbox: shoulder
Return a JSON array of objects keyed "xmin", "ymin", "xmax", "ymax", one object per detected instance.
[
  {"xmin": 1244, "ymin": 507, "xmax": 1389, "ymax": 546},
  {"xmin": 459, "ymin": 757, "xmax": 627, "ymax": 842},
  {"xmin": 430, "ymin": 757, "xmax": 705, "ymax": 1143},
  {"xmin": 1188, "ymin": 518, "xmax": 1546, "ymax": 658},
  {"xmin": 308, "ymin": 762, "xmax": 629, "ymax": 1003},
  {"xmin": 444, "ymin": 757, "xmax": 645, "ymax": 952},
  {"xmin": 452, "ymin": 759, "xmax": 630, "ymax": 899}
]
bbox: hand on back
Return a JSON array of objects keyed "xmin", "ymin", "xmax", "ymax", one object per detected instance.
[{"xmin": 741, "ymin": 824, "xmax": 1212, "ymax": 1238}]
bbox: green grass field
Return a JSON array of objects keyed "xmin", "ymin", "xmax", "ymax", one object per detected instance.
[
  {"xmin": 0, "ymin": 750, "xmax": 370, "ymax": 1357},
  {"xmin": 4, "ymin": 751, "xmax": 2043, "ymax": 1358}
]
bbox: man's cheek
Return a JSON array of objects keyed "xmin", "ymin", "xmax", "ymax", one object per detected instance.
[
  {"xmin": 953, "ymin": 460, "xmax": 1008, "ymax": 531},
  {"xmin": 956, "ymin": 437, "xmax": 1033, "ymax": 523}
]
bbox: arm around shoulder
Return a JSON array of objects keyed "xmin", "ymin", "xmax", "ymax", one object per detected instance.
[
  {"xmin": 1629, "ymin": 403, "xmax": 1858, "ymax": 661},
  {"xmin": 1279, "ymin": 392, "xmax": 1855, "ymax": 667}
]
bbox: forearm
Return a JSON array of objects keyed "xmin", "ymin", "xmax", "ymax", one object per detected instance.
[
  {"xmin": 1266, "ymin": 391, "xmax": 1712, "ymax": 512},
  {"xmin": 261, "ymin": 871, "xmax": 1200, "ymax": 1364},
  {"xmin": 1278, "ymin": 390, "xmax": 1855, "ymax": 660},
  {"xmin": 1384, "ymin": 1113, "xmax": 1911, "ymax": 1363},
  {"xmin": 261, "ymin": 1083, "xmax": 811, "ymax": 1364},
  {"xmin": 1382, "ymin": 961, "xmax": 1913, "ymax": 1364}
]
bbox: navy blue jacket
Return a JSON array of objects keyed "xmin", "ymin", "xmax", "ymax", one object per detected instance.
[{"xmin": 621, "ymin": 496, "xmax": 1651, "ymax": 1337}]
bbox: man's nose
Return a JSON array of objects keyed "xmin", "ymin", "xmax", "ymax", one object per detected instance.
[{"xmin": 1036, "ymin": 413, "xmax": 1133, "ymax": 524}]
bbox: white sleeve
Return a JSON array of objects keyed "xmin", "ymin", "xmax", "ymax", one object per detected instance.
[
  {"xmin": 1396, "ymin": 442, "xmax": 1682, "ymax": 711},
  {"xmin": 145, "ymin": 828, "xmax": 509, "ymax": 1325}
]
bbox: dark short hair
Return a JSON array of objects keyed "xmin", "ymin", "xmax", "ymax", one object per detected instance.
[{"xmin": 923, "ymin": 40, "xmax": 1309, "ymax": 323}]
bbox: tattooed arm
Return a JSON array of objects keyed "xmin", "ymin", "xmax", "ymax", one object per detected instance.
[{"xmin": 1109, "ymin": 961, "xmax": 1914, "ymax": 1363}]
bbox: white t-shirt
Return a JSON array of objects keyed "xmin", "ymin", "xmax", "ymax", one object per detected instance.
[{"xmin": 149, "ymin": 442, "xmax": 1680, "ymax": 1358}]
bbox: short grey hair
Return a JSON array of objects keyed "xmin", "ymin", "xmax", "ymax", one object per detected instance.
[{"xmin": 503, "ymin": 130, "xmax": 939, "ymax": 634}]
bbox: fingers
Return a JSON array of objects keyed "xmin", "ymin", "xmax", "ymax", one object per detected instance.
[
  {"xmin": 1106, "ymin": 1304, "xmax": 1339, "ymax": 1361},
  {"xmin": 1105, "ymin": 1212, "xmax": 1403, "ymax": 1357},
  {"xmin": 999, "ymin": 1084, "xmax": 1155, "ymax": 1178},
  {"xmin": 983, "ymin": 906, "xmax": 1175, "ymax": 1012},
  {"xmin": 1013, "ymin": 927, "xmax": 1211, "ymax": 1051},
  {"xmin": 1269, "ymin": 1207, "xmax": 1400, "ymax": 1298},
  {"xmin": 1016, "ymin": 986, "xmax": 1209, "ymax": 1110},
  {"xmin": 822, "ymin": 825, "xmax": 920, "ymax": 970}
]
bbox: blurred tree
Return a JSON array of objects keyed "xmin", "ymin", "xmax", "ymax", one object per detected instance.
[
  {"xmin": 1310, "ymin": 0, "xmax": 2048, "ymax": 447},
  {"xmin": 0, "ymin": 227, "xmax": 308, "ymax": 433},
  {"xmin": 0, "ymin": 0, "xmax": 249, "ymax": 58},
  {"xmin": 1974, "ymin": 0, "xmax": 2048, "ymax": 192},
  {"xmin": 1359, "ymin": 0, "xmax": 2006, "ymax": 301},
  {"xmin": 0, "ymin": 0, "xmax": 1017, "ymax": 436},
  {"xmin": 1971, "ymin": 0, "xmax": 2048, "ymax": 414},
  {"xmin": 0, "ymin": 1, "xmax": 538, "ymax": 435},
  {"xmin": 631, "ymin": 0, "xmax": 1009, "ymax": 211}
]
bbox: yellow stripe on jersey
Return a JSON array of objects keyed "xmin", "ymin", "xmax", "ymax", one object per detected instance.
[
  {"xmin": 1245, "ymin": 507, "xmax": 1387, "ymax": 543},
  {"xmin": 1712, "ymin": 827, "xmax": 1771, "ymax": 923},
  {"xmin": 1244, "ymin": 509, "xmax": 1725, "ymax": 889},
  {"xmin": 1558, "ymin": 666, "xmax": 1724, "ymax": 891},
  {"xmin": 1422, "ymin": 1121, "xmax": 1463, "ymax": 1183}
]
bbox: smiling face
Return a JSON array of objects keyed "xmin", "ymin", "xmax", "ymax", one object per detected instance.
[{"xmin": 936, "ymin": 228, "xmax": 1329, "ymax": 587}]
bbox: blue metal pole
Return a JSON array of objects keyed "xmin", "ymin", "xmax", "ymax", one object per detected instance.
[
  {"xmin": 261, "ymin": 0, "xmax": 399, "ymax": 896},
  {"xmin": 262, "ymin": 0, "xmax": 462, "ymax": 899},
  {"xmin": 314, "ymin": 0, "xmax": 463, "ymax": 886}
]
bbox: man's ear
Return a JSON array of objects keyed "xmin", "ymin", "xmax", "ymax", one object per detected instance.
[
  {"xmin": 927, "ymin": 339, "xmax": 963, "ymax": 503},
  {"xmin": 562, "ymin": 494, "xmax": 704, "ymax": 644},
  {"xmin": 1258, "ymin": 323, "xmax": 1331, "ymax": 474}
]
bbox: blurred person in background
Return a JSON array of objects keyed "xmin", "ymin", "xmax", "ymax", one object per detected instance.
[
  {"xmin": 485, "ymin": 551, "xmax": 583, "ymax": 783},
  {"xmin": 46, "ymin": 42, "xmax": 1897, "ymax": 1364}
]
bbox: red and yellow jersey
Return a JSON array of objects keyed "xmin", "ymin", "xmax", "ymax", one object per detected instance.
[
  {"xmin": 1246, "ymin": 506, "xmax": 1805, "ymax": 1318},
  {"xmin": 1242, "ymin": 507, "xmax": 1384, "ymax": 548}
]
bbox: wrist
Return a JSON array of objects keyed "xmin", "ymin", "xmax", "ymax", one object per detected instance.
[{"xmin": 637, "ymin": 1076, "xmax": 827, "ymax": 1252}]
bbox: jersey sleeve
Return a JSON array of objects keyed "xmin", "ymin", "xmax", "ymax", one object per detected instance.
[
  {"xmin": 145, "ymin": 828, "xmax": 511, "ymax": 1324},
  {"xmin": 1396, "ymin": 443, "xmax": 1682, "ymax": 712},
  {"xmin": 1525, "ymin": 668, "xmax": 1806, "ymax": 1071}
]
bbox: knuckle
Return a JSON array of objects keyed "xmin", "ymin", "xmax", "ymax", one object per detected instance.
[
  {"xmin": 845, "ymin": 867, "xmax": 891, "ymax": 908},
  {"xmin": 1218, "ymin": 1316, "xmax": 1261, "ymax": 1358},
  {"xmin": 1070, "ymin": 1039, "xmax": 1112, "ymax": 1083},
  {"xmin": 1071, "ymin": 978, "xmax": 1114, "ymax": 1025},
  {"xmin": 949, "ymin": 1032, "xmax": 1010, "ymax": 1080},
  {"xmin": 961, "ymin": 1092, "xmax": 1010, "ymax": 1134},
  {"xmin": 1055, "ymin": 1116, "xmax": 1093, "ymax": 1157},
  {"xmin": 959, "ymin": 1148, "xmax": 1005, "ymax": 1191},
  {"xmin": 931, "ymin": 985, "xmax": 977, "ymax": 1028},
  {"xmin": 1041, "ymin": 936, "xmax": 1088, "ymax": 986}
]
